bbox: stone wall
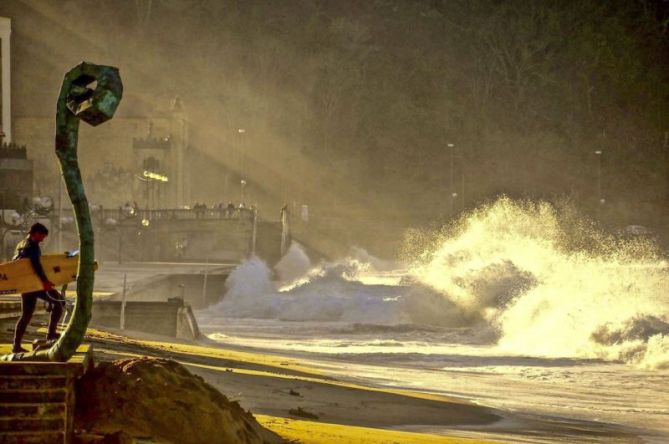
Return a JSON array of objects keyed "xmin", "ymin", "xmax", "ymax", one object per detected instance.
[{"xmin": 91, "ymin": 300, "xmax": 181, "ymax": 337}]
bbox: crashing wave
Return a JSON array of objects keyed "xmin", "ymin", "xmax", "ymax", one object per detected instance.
[
  {"xmin": 216, "ymin": 254, "xmax": 465, "ymax": 326},
  {"xmin": 591, "ymin": 316, "xmax": 669, "ymax": 369},
  {"xmin": 214, "ymin": 198, "xmax": 669, "ymax": 369},
  {"xmin": 411, "ymin": 197, "xmax": 669, "ymax": 369}
]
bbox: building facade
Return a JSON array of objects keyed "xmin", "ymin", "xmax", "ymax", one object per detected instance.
[{"xmin": 0, "ymin": 140, "xmax": 32, "ymax": 209}]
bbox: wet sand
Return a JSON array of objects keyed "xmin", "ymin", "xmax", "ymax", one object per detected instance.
[
  {"xmin": 82, "ymin": 329, "xmax": 641, "ymax": 444},
  {"xmin": 0, "ymin": 318, "xmax": 642, "ymax": 443}
]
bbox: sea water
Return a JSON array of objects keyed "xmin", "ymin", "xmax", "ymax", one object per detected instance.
[{"xmin": 197, "ymin": 198, "xmax": 669, "ymax": 443}]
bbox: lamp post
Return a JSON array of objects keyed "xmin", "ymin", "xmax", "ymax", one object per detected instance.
[
  {"xmin": 447, "ymin": 143, "xmax": 455, "ymax": 216},
  {"xmin": 594, "ymin": 150, "xmax": 603, "ymax": 204},
  {"xmin": 238, "ymin": 128, "xmax": 248, "ymax": 205},
  {"xmin": 238, "ymin": 128, "xmax": 246, "ymax": 180},
  {"xmin": 460, "ymin": 160, "xmax": 465, "ymax": 211}
]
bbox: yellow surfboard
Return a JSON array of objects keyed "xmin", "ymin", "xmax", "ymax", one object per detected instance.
[{"xmin": 0, "ymin": 253, "xmax": 98, "ymax": 295}]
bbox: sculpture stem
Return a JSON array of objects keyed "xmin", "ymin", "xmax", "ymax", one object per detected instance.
[{"xmin": 1, "ymin": 62, "xmax": 122, "ymax": 362}]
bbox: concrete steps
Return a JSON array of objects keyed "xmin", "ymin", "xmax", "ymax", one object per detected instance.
[{"xmin": 0, "ymin": 345, "xmax": 92, "ymax": 444}]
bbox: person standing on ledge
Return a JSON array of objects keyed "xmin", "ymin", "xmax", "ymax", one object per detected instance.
[{"xmin": 12, "ymin": 222, "xmax": 64, "ymax": 353}]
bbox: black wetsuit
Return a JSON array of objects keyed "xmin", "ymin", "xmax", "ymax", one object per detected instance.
[{"xmin": 12, "ymin": 237, "xmax": 63, "ymax": 350}]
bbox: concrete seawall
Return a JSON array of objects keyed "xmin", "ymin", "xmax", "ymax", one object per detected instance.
[
  {"xmin": 88, "ymin": 262, "xmax": 230, "ymax": 338},
  {"xmin": 91, "ymin": 300, "xmax": 200, "ymax": 339}
]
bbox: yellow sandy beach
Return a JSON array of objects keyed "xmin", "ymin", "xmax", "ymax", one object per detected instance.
[
  {"xmin": 80, "ymin": 328, "xmax": 500, "ymax": 443},
  {"xmin": 2, "ymin": 325, "xmax": 639, "ymax": 443}
]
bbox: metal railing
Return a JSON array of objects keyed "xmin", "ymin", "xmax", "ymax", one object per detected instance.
[{"xmin": 58, "ymin": 207, "xmax": 256, "ymax": 226}]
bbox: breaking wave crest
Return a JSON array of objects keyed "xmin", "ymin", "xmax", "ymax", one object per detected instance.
[
  {"xmin": 410, "ymin": 197, "xmax": 669, "ymax": 369},
  {"xmin": 590, "ymin": 316, "xmax": 669, "ymax": 369},
  {"xmin": 213, "ymin": 198, "xmax": 669, "ymax": 368}
]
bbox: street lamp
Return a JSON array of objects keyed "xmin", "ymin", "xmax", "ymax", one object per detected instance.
[
  {"xmin": 240, "ymin": 179, "xmax": 247, "ymax": 204},
  {"xmin": 460, "ymin": 162, "xmax": 465, "ymax": 211},
  {"xmin": 142, "ymin": 171, "xmax": 168, "ymax": 182},
  {"xmin": 447, "ymin": 143, "xmax": 456, "ymax": 216},
  {"xmin": 136, "ymin": 171, "xmax": 169, "ymax": 213},
  {"xmin": 238, "ymin": 128, "xmax": 246, "ymax": 181},
  {"xmin": 594, "ymin": 150, "xmax": 603, "ymax": 204},
  {"xmin": 447, "ymin": 143, "xmax": 455, "ymax": 190}
]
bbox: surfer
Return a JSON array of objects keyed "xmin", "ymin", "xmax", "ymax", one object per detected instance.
[{"xmin": 11, "ymin": 223, "xmax": 64, "ymax": 353}]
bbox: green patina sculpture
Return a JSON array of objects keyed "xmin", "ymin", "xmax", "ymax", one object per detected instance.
[{"xmin": 1, "ymin": 62, "xmax": 123, "ymax": 362}]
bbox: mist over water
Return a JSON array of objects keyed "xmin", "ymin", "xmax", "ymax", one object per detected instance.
[{"xmin": 212, "ymin": 198, "xmax": 669, "ymax": 369}]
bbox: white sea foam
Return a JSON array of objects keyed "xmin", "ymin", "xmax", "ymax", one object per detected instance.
[
  {"xmin": 216, "ymin": 253, "xmax": 462, "ymax": 326},
  {"xmin": 274, "ymin": 242, "xmax": 312, "ymax": 283}
]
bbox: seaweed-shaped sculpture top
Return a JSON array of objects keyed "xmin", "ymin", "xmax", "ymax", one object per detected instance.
[{"xmin": 1, "ymin": 62, "xmax": 123, "ymax": 361}]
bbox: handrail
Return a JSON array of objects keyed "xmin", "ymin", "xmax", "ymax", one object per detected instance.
[{"xmin": 58, "ymin": 207, "xmax": 255, "ymax": 223}]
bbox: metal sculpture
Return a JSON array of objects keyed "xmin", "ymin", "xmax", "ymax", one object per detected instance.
[{"xmin": 2, "ymin": 62, "xmax": 123, "ymax": 361}]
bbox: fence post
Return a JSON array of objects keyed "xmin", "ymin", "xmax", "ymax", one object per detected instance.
[
  {"xmin": 201, "ymin": 256, "xmax": 209, "ymax": 308},
  {"xmin": 120, "ymin": 273, "xmax": 127, "ymax": 330},
  {"xmin": 280, "ymin": 206, "xmax": 290, "ymax": 257},
  {"xmin": 250, "ymin": 208, "xmax": 258, "ymax": 257}
]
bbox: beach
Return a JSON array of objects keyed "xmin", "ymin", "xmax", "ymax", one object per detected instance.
[
  {"xmin": 0, "ymin": 304, "xmax": 659, "ymax": 443},
  {"xmin": 80, "ymin": 328, "xmax": 646, "ymax": 444}
]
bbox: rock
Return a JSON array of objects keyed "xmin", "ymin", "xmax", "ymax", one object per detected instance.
[
  {"xmin": 288, "ymin": 407, "xmax": 319, "ymax": 420},
  {"xmin": 73, "ymin": 431, "xmax": 135, "ymax": 444},
  {"xmin": 75, "ymin": 357, "xmax": 284, "ymax": 444}
]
